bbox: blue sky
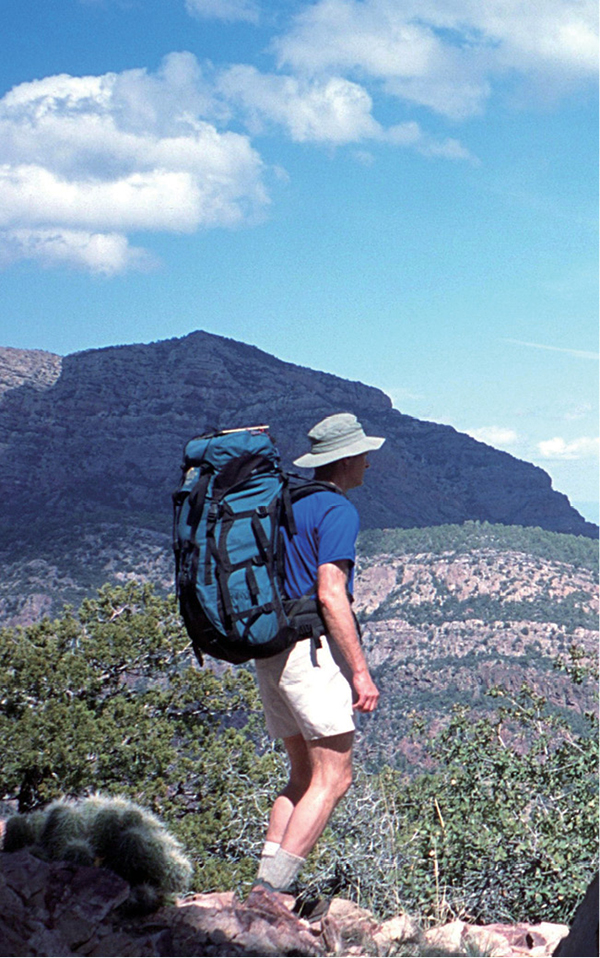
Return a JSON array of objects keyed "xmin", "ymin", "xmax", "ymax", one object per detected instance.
[{"xmin": 1, "ymin": 0, "xmax": 598, "ymax": 521}]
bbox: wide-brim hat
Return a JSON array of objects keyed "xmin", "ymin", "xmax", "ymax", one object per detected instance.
[{"xmin": 293, "ymin": 412, "xmax": 385, "ymax": 468}]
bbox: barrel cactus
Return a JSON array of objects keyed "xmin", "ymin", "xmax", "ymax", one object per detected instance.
[{"xmin": 2, "ymin": 794, "xmax": 192, "ymax": 913}]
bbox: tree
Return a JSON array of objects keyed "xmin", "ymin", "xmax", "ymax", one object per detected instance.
[
  {"xmin": 1, "ymin": 583, "xmax": 596, "ymax": 922},
  {"xmin": 0, "ymin": 582, "xmax": 284, "ymax": 891}
]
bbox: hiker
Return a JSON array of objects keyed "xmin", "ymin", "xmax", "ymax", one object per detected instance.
[{"xmin": 254, "ymin": 412, "xmax": 384, "ymax": 894}]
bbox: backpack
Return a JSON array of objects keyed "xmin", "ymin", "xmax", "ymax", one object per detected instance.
[{"xmin": 172, "ymin": 425, "xmax": 340, "ymax": 665}]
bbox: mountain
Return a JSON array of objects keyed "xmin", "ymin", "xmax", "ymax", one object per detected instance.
[
  {"xmin": 0, "ymin": 346, "xmax": 61, "ymax": 395},
  {"xmin": 0, "ymin": 330, "xmax": 596, "ymax": 624},
  {"xmin": 0, "ymin": 330, "xmax": 596, "ymax": 531}
]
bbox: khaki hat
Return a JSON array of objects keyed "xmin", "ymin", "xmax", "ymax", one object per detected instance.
[{"xmin": 293, "ymin": 413, "xmax": 385, "ymax": 468}]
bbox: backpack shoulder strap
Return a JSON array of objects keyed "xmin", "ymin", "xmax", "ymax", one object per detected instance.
[{"xmin": 287, "ymin": 476, "xmax": 346, "ymax": 503}]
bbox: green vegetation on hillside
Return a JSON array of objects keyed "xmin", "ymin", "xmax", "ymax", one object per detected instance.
[
  {"xmin": 359, "ymin": 521, "xmax": 599, "ymax": 573},
  {"xmin": 1, "ymin": 582, "xmax": 596, "ymax": 927},
  {"xmin": 367, "ymin": 592, "xmax": 597, "ymax": 631},
  {"xmin": 307, "ymin": 664, "xmax": 598, "ymax": 925}
]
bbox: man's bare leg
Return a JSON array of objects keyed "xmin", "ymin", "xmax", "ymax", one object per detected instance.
[
  {"xmin": 256, "ymin": 732, "xmax": 354, "ymax": 891},
  {"xmin": 280, "ymin": 731, "xmax": 354, "ymax": 858},
  {"xmin": 265, "ymin": 734, "xmax": 312, "ymax": 843}
]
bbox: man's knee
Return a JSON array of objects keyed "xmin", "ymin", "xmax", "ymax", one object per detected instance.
[
  {"xmin": 308, "ymin": 731, "xmax": 354, "ymax": 800},
  {"xmin": 335, "ymin": 763, "xmax": 353, "ymax": 800}
]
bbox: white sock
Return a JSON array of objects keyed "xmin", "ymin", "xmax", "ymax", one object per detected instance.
[
  {"xmin": 257, "ymin": 841, "xmax": 281, "ymax": 880},
  {"xmin": 261, "ymin": 840, "xmax": 280, "ymax": 858},
  {"xmin": 257, "ymin": 847, "xmax": 305, "ymax": 891}
]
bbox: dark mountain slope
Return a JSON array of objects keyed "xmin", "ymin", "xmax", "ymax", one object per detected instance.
[{"xmin": 0, "ymin": 330, "xmax": 595, "ymax": 558}]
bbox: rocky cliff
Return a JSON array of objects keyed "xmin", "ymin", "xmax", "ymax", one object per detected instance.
[{"xmin": 0, "ymin": 331, "xmax": 595, "ymax": 566}]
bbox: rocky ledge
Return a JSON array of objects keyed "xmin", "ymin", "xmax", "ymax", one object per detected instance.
[{"xmin": 0, "ymin": 849, "xmax": 572, "ymax": 958}]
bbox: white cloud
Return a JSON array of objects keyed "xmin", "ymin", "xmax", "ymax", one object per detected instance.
[
  {"xmin": 218, "ymin": 67, "xmax": 381, "ymax": 143},
  {"xmin": 275, "ymin": 0, "xmax": 598, "ymax": 119},
  {"xmin": 0, "ymin": 229, "xmax": 155, "ymax": 275},
  {"xmin": 0, "ymin": 165, "xmax": 204, "ymax": 232},
  {"xmin": 0, "ymin": 53, "xmax": 269, "ymax": 274},
  {"xmin": 217, "ymin": 66, "xmax": 475, "ymax": 157},
  {"xmin": 537, "ymin": 436, "xmax": 599, "ymax": 460},
  {"xmin": 185, "ymin": 0, "xmax": 260, "ymax": 24},
  {"xmin": 467, "ymin": 426, "xmax": 520, "ymax": 448},
  {"xmin": 384, "ymin": 122, "xmax": 476, "ymax": 161}
]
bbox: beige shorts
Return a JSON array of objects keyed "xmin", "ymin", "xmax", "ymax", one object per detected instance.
[{"xmin": 255, "ymin": 636, "xmax": 356, "ymax": 741}]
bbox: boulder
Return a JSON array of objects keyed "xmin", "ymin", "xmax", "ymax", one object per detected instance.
[{"xmin": 425, "ymin": 918, "xmax": 571, "ymax": 957}]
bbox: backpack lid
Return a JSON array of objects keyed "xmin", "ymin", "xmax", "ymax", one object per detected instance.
[{"xmin": 183, "ymin": 427, "xmax": 279, "ymax": 471}]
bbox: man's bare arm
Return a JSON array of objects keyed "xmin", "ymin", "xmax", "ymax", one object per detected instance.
[{"xmin": 317, "ymin": 561, "xmax": 379, "ymax": 713}]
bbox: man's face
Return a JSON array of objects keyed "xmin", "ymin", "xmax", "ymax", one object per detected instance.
[{"xmin": 345, "ymin": 452, "xmax": 369, "ymax": 489}]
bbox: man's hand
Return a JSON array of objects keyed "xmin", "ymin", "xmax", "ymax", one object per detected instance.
[{"xmin": 352, "ymin": 668, "xmax": 379, "ymax": 712}]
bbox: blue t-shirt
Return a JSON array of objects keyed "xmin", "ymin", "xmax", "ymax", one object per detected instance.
[{"xmin": 282, "ymin": 490, "xmax": 360, "ymax": 599}]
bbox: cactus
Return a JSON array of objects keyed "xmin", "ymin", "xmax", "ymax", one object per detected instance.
[
  {"xmin": 40, "ymin": 800, "xmax": 87, "ymax": 858},
  {"xmin": 61, "ymin": 838, "xmax": 95, "ymax": 867},
  {"xmin": 2, "ymin": 794, "xmax": 192, "ymax": 913},
  {"xmin": 121, "ymin": 882, "xmax": 165, "ymax": 917},
  {"xmin": 3, "ymin": 810, "xmax": 45, "ymax": 852}
]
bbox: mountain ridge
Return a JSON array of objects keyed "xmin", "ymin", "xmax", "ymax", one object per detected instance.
[{"xmin": 0, "ymin": 330, "xmax": 596, "ymax": 547}]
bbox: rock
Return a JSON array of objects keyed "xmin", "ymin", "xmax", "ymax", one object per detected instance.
[
  {"xmin": 425, "ymin": 918, "xmax": 467, "ymax": 952},
  {"xmin": 0, "ymin": 850, "xmax": 325, "ymax": 957},
  {"xmin": 425, "ymin": 918, "xmax": 571, "ymax": 957},
  {"xmin": 165, "ymin": 885, "xmax": 323, "ymax": 956},
  {"xmin": 0, "ymin": 847, "xmax": 590, "ymax": 958},
  {"xmin": 0, "ymin": 347, "xmax": 61, "ymax": 396},
  {"xmin": 0, "ymin": 851, "xmax": 165, "ymax": 957},
  {"xmin": 374, "ymin": 911, "xmax": 421, "ymax": 948},
  {"xmin": 484, "ymin": 921, "xmax": 571, "ymax": 957},
  {"xmin": 324, "ymin": 898, "xmax": 382, "ymax": 954}
]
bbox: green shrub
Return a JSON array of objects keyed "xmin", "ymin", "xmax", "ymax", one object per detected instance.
[
  {"xmin": 358, "ymin": 521, "xmax": 598, "ymax": 573},
  {"xmin": 1, "ymin": 581, "xmax": 596, "ymax": 927},
  {"xmin": 302, "ymin": 654, "xmax": 598, "ymax": 925},
  {"xmin": 0, "ymin": 582, "xmax": 289, "ymax": 893}
]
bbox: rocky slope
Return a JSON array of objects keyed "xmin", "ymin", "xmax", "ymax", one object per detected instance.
[
  {"xmin": 0, "ymin": 847, "xmax": 572, "ymax": 957},
  {"xmin": 0, "ymin": 520, "xmax": 596, "ymax": 780},
  {"xmin": 0, "ymin": 332, "xmax": 596, "ymax": 568},
  {"xmin": 0, "ymin": 346, "xmax": 62, "ymax": 395},
  {"xmin": 352, "ymin": 530, "xmax": 598, "ymax": 769}
]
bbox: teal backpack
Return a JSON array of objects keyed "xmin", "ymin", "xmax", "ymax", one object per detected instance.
[{"xmin": 173, "ymin": 426, "xmax": 338, "ymax": 664}]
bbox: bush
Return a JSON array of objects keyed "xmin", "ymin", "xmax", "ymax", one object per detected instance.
[
  {"xmin": 0, "ymin": 582, "xmax": 282, "ymax": 892},
  {"xmin": 303, "ymin": 653, "xmax": 598, "ymax": 925},
  {"xmin": 1, "ymin": 582, "xmax": 596, "ymax": 925}
]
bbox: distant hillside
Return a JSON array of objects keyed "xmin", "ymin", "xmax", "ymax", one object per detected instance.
[
  {"xmin": 0, "ymin": 517, "xmax": 596, "ymax": 784},
  {"xmin": 0, "ymin": 332, "xmax": 595, "ymax": 584},
  {"xmin": 353, "ymin": 523, "xmax": 598, "ymax": 771}
]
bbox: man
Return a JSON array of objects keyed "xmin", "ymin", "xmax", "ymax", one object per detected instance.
[{"xmin": 254, "ymin": 412, "xmax": 384, "ymax": 894}]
